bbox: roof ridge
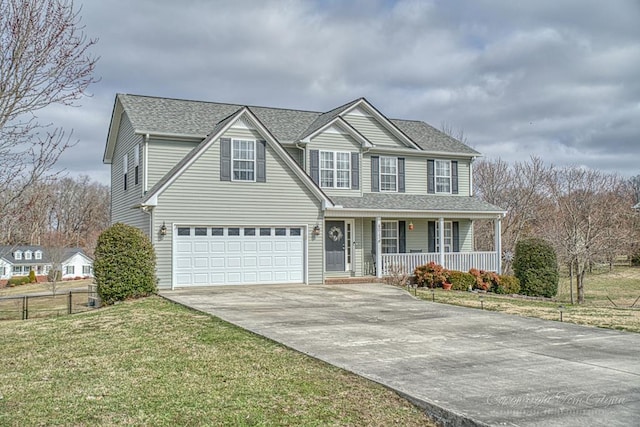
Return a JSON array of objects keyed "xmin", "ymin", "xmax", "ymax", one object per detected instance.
[{"xmin": 119, "ymin": 93, "xmax": 324, "ymax": 114}]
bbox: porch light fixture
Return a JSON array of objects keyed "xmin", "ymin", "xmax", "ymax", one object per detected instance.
[
  {"xmin": 312, "ymin": 225, "xmax": 321, "ymax": 236},
  {"xmin": 408, "ymin": 222, "xmax": 414, "ymax": 231},
  {"xmin": 160, "ymin": 222, "xmax": 167, "ymax": 236}
]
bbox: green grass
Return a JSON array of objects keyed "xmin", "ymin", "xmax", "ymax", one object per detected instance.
[
  {"xmin": 414, "ymin": 266, "xmax": 640, "ymax": 333},
  {"xmin": 0, "ymin": 296, "xmax": 435, "ymax": 426}
]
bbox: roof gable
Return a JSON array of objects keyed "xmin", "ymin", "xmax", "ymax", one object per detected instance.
[{"xmin": 141, "ymin": 107, "xmax": 333, "ymax": 208}]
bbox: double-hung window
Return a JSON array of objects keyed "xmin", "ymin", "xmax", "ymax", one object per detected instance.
[
  {"xmin": 380, "ymin": 157, "xmax": 397, "ymax": 192},
  {"xmin": 435, "ymin": 221, "xmax": 453, "ymax": 252},
  {"xmin": 134, "ymin": 144, "xmax": 140, "ymax": 185},
  {"xmin": 232, "ymin": 139, "xmax": 255, "ymax": 181},
  {"xmin": 123, "ymin": 154, "xmax": 128, "ymax": 191},
  {"xmin": 14, "ymin": 251, "xmax": 22, "ymax": 260},
  {"xmin": 320, "ymin": 151, "xmax": 350, "ymax": 188},
  {"xmin": 435, "ymin": 160, "xmax": 451, "ymax": 193},
  {"xmin": 381, "ymin": 221, "xmax": 399, "ymax": 253}
]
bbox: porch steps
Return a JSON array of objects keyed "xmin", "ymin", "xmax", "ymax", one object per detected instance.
[{"xmin": 324, "ymin": 276, "xmax": 383, "ymax": 285}]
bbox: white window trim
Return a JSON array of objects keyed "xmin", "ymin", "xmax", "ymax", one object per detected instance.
[
  {"xmin": 35, "ymin": 251, "xmax": 42, "ymax": 260},
  {"xmin": 319, "ymin": 150, "xmax": 351, "ymax": 189},
  {"xmin": 379, "ymin": 156, "xmax": 398, "ymax": 192},
  {"xmin": 24, "ymin": 251, "xmax": 32, "ymax": 260},
  {"xmin": 14, "ymin": 251, "xmax": 22, "ymax": 260},
  {"xmin": 435, "ymin": 159, "xmax": 451, "ymax": 194},
  {"xmin": 435, "ymin": 221, "xmax": 453, "ymax": 253},
  {"xmin": 231, "ymin": 139, "xmax": 256, "ymax": 182},
  {"xmin": 381, "ymin": 220, "xmax": 399, "ymax": 254}
]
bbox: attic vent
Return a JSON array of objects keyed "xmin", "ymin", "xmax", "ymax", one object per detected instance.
[{"xmin": 230, "ymin": 117, "xmax": 255, "ymax": 130}]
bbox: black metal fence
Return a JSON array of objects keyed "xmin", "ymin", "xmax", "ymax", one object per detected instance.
[{"xmin": 0, "ymin": 291, "xmax": 98, "ymax": 321}]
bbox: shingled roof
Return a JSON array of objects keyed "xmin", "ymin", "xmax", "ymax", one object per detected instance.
[{"xmin": 116, "ymin": 94, "xmax": 479, "ymax": 155}]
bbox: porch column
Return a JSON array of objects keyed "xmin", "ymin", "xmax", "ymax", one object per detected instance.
[
  {"xmin": 375, "ymin": 216, "xmax": 382, "ymax": 278},
  {"xmin": 494, "ymin": 216, "xmax": 502, "ymax": 273},
  {"xmin": 438, "ymin": 217, "xmax": 445, "ymax": 267}
]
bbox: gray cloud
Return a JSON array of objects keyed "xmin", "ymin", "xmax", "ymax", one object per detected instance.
[{"xmin": 32, "ymin": 0, "xmax": 640, "ymax": 184}]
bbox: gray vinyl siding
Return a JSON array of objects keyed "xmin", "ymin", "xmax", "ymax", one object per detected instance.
[
  {"xmin": 110, "ymin": 112, "xmax": 149, "ymax": 234},
  {"xmin": 343, "ymin": 114, "xmax": 406, "ymax": 148},
  {"xmin": 147, "ymin": 139, "xmax": 200, "ymax": 190},
  {"xmin": 306, "ymin": 132, "xmax": 362, "ymax": 197},
  {"xmin": 151, "ymin": 127, "xmax": 324, "ymax": 289},
  {"xmin": 284, "ymin": 146, "xmax": 304, "ymax": 167}
]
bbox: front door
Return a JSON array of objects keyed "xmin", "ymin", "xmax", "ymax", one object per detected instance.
[{"xmin": 325, "ymin": 220, "xmax": 345, "ymax": 271}]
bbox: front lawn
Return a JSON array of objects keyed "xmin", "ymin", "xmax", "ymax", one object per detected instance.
[{"xmin": 0, "ymin": 297, "xmax": 435, "ymax": 426}]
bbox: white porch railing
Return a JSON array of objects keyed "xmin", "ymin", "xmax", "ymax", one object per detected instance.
[{"xmin": 381, "ymin": 252, "xmax": 499, "ymax": 276}]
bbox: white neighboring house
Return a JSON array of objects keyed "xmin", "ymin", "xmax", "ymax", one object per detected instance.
[{"xmin": 0, "ymin": 245, "xmax": 94, "ymax": 281}]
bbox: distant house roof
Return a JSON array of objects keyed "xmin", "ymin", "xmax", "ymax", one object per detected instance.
[
  {"xmin": 0, "ymin": 246, "xmax": 89, "ymax": 266},
  {"xmin": 110, "ymin": 94, "xmax": 480, "ymax": 156}
]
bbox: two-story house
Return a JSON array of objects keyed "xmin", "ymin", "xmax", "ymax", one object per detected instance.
[{"xmin": 104, "ymin": 94, "xmax": 505, "ymax": 289}]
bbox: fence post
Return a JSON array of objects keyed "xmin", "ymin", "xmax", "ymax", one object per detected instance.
[
  {"xmin": 22, "ymin": 296, "xmax": 26, "ymax": 320},
  {"xmin": 68, "ymin": 291, "xmax": 73, "ymax": 314},
  {"xmin": 25, "ymin": 295, "xmax": 29, "ymax": 320}
]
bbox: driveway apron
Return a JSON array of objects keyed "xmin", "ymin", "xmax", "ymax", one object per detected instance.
[{"xmin": 161, "ymin": 284, "xmax": 640, "ymax": 427}]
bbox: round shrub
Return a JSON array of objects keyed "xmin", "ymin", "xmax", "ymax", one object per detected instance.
[
  {"xmin": 494, "ymin": 275, "xmax": 521, "ymax": 294},
  {"xmin": 513, "ymin": 238, "xmax": 559, "ymax": 298},
  {"xmin": 414, "ymin": 262, "xmax": 447, "ymax": 288},
  {"xmin": 447, "ymin": 270, "xmax": 475, "ymax": 291},
  {"xmin": 94, "ymin": 223, "xmax": 157, "ymax": 305}
]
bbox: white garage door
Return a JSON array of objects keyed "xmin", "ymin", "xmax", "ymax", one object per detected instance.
[{"xmin": 174, "ymin": 226, "xmax": 304, "ymax": 286}]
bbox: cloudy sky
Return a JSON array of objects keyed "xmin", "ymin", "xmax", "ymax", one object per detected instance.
[{"xmin": 37, "ymin": 0, "xmax": 640, "ymax": 184}]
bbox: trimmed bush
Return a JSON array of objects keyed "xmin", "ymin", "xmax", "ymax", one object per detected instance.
[
  {"xmin": 28, "ymin": 270, "xmax": 37, "ymax": 284},
  {"xmin": 513, "ymin": 238, "xmax": 559, "ymax": 298},
  {"xmin": 8, "ymin": 276, "xmax": 30, "ymax": 287},
  {"xmin": 94, "ymin": 223, "xmax": 157, "ymax": 305},
  {"xmin": 494, "ymin": 275, "xmax": 521, "ymax": 294},
  {"xmin": 469, "ymin": 268, "xmax": 499, "ymax": 291},
  {"xmin": 447, "ymin": 270, "xmax": 475, "ymax": 291},
  {"xmin": 414, "ymin": 262, "xmax": 447, "ymax": 288}
]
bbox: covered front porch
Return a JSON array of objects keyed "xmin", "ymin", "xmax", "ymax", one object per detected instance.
[{"xmin": 324, "ymin": 194, "xmax": 506, "ymax": 280}]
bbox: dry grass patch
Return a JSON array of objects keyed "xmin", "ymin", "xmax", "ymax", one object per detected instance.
[
  {"xmin": 0, "ymin": 296, "xmax": 435, "ymax": 426},
  {"xmin": 415, "ymin": 266, "xmax": 640, "ymax": 333}
]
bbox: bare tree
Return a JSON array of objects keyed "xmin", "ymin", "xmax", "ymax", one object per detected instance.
[
  {"xmin": 545, "ymin": 168, "xmax": 629, "ymax": 304},
  {"xmin": 0, "ymin": 0, "xmax": 98, "ymax": 218}
]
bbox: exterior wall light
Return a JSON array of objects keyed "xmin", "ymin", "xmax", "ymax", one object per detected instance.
[
  {"xmin": 160, "ymin": 222, "xmax": 167, "ymax": 236},
  {"xmin": 408, "ymin": 222, "xmax": 414, "ymax": 231},
  {"xmin": 312, "ymin": 225, "xmax": 320, "ymax": 236}
]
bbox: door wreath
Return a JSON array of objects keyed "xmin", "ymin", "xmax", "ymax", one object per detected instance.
[{"xmin": 328, "ymin": 226, "xmax": 343, "ymax": 242}]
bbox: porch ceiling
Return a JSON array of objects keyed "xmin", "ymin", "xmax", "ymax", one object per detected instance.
[{"xmin": 326, "ymin": 194, "xmax": 505, "ymax": 219}]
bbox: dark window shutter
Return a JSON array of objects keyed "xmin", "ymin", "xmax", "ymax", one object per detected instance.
[
  {"xmin": 398, "ymin": 158, "xmax": 405, "ymax": 193},
  {"xmin": 371, "ymin": 156, "xmax": 379, "ymax": 192},
  {"xmin": 351, "ymin": 152, "xmax": 359, "ymax": 190},
  {"xmin": 220, "ymin": 138, "xmax": 231, "ymax": 181},
  {"xmin": 310, "ymin": 149, "xmax": 319, "ymax": 184},
  {"xmin": 399, "ymin": 221, "xmax": 406, "ymax": 253},
  {"xmin": 371, "ymin": 220, "xmax": 377, "ymax": 256},
  {"xmin": 256, "ymin": 140, "xmax": 266, "ymax": 182},
  {"xmin": 453, "ymin": 221, "xmax": 460, "ymax": 252},
  {"xmin": 428, "ymin": 221, "xmax": 436, "ymax": 252},
  {"xmin": 451, "ymin": 160, "xmax": 458, "ymax": 194},
  {"xmin": 427, "ymin": 159, "xmax": 435, "ymax": 194}
]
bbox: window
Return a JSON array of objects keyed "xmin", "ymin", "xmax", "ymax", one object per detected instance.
[
  {"xmin": 435, "ymin": 160, "xmax": 451, "ymax": 194},
  {"xmin": 275, "ymin": 228, "xmax": 286, "ymax": 236},
  {"xmin": 228, "ymin": 228, "xmax": 240, "ymax": 236},
  {"xmin": 211, "ymin": 227, "xmax": 224, "ymax": 236},
  {"xmin": 1, "ymin": 266, "xmax": 5, "ymax": 276},
  {"xmin": 35, "ymin": 251, "xmax": 42, "ymax": 260},
  {"xmin": 13, "ymin": 265, "xmax": 23, "ymax": 275},
  {"xmin": 24, "ymin": 251, "xmax": 32, "ymax": 260},
  {"xmin": 381, "ymin": 221, "xmax": 398, "ymax": 253},
  {"xmin": 134, "ymin": 144, "xmax": 140, "ymax": 185},
  {"xmin": 290, "ymin": 228, "xmax": 301, "ymax": 236},
  {"xmin": 194, "ymin": 227, "xmax": 207, "ymax": 236},
  {"xmin": 244, "ymin": 228, "xmax": 256, "ymax": 236},
  {"xmin": 14, "ymin": 251, "xmax": 22, "ymax": 260},
  {"xmin": 65, "ymin": 265, "xmax": 75, "ymax": 275},
  {"xmin": 232, "ymin": 139, "xmax": 255, "ymax": 181},
  {"xmin": 380, "ymin": 157, "xmax": 397, "ymax": 192},
  {"xmin": 82, "ymin": 265, "xmax": 92, "ymax": 275},
  {"xmin": 435, "ymin": 221, "xmax": 453, "ymax": 252},
  {"xmin": 123, "ymin": 153, "xmax": 128, "ymax": 191},
  {"xmin": 177, "ymin": 227, "xmax": 190, "ymax": 236},
  {"xmin": 260, "ymin": 228, "xmax": 271, "ymax": 236},
  {"xmin": 320, "ymin": 151, "xmax": 350, "ymax": 188}
]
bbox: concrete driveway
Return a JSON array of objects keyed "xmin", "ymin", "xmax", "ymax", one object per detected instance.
[{"xmin": 161, "ymin": 284, "xmax": 640, "ymax": 426}]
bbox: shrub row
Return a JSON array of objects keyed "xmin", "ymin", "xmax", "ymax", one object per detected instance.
[{"xmin": 413, "ymin": 261, "xmax": 520, "ymax": 294}]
